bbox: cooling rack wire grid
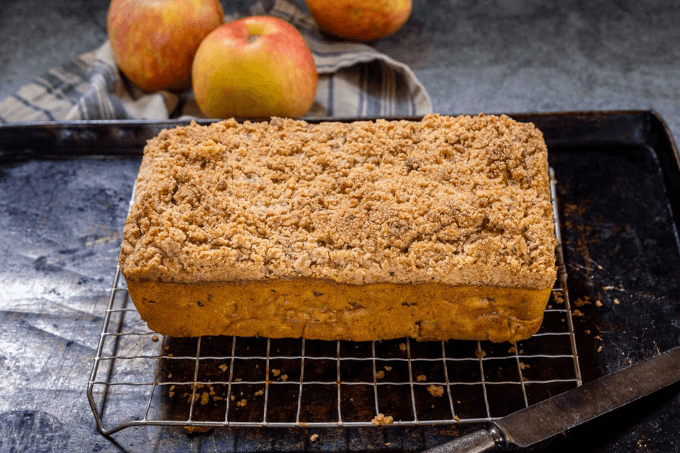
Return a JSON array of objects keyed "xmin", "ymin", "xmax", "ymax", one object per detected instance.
[{"xmin": 88, "ymin": 168, "xmax": 581, "ymax": 435}]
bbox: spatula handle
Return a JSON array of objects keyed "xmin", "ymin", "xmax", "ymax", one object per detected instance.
[{"xmin": 421, "ymin": 427, "xmax": 501, "ymax": 453}]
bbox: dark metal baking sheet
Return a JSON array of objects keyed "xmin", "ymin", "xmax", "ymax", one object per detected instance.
[{"xmin": 1, "ymin": 110, "xmax": 679, "ymax": 452}]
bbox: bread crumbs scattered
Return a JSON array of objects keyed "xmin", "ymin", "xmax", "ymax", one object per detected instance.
[
  {"xmin": 237, "ymin": 399, "xmax": 247, "ymax": 407},
  {"xmin": 597, "ymin": 346, "xmax": 603, "ymax": 353},
  {"xmin": 168, "ymin": 373, "xmax": 172, "ymax": 379},
  {"xmin": 201, "ymin": 392, "xmax": 210, "ymax": 405},
  {"xmin": 614, "ymin": 298, "xmax": 620, "ymax": 305},
  {"xmin": 151, "ymin": 335, "xmax": 159, "ymax": 342},
  {"xmin": 399, "ymin": 343, "xmax": 407, "ymax": 352},
  {"xmin": 310, "ymin": 434, "xmax": 319, "ymax": 442},
  {"xmin": 219, "ymin": 364, "xmax": 228, "ymax": 372},
  {"xmin": 255, "ymin": 390, "xmax": 264, "ymax": 396},
  {"xmin": 454, "ymin": 415, "xmax": 460, "ymax": 422},
  {"xmin": 573, "ymin": 296, "xmax": 590, "ymax": 307},
  {"xmin": 280, "ymin": 374, "xmax": 288, "ymax": 382},
  {"xmin": 230, "ymin": 394, "xmax": 235, "ymax": 401},
  {"xmin": 271, "ymin": 369, "xmax": 281, "ymax": 377},
  {"xmin": 213, "ymin": 396, "xmax": 223, "ymax": 401},
  {"xmin": 585, "ymin": 329, "xmax": 591, "ymax": 335},
  {"xmin": 552, "ymin": 292, "xmax": 564, "ymax": 304},
  {"xmin": 235, "ymin": 378, "xmax": 242, "ymax": 382},
  {"xmin": 184, "ymin": 426, "xmax": 212, "ymax": 434},
  {"xmin": 475, "ymin": 349, "xmax": 486, "ymax": 359},
  {"xmin": 416, "ymin": 375, "xmax": 427, "ymax": 382},
  {"xmin": 384, "ymin": 366, "xmax": 392, "ymax": 371},
  {"xmin": 520, "ymin": 362, "xmax": 529, "ymax": 370},
  {"xmin": 427, "ymin": 385, "xmax": 444, "ymax": 397},
  {"xmin": 572, "ymin": 309, "xmax": 584, "ymax": 317},
  {"xmin": 376, "ymin": 370, "xmax": 385, "ymax": 379},
  {"xmin": 508, "ymin": 346, "xmax": 516, "ymax": 354},
  {"xmin": 371, "ymin": 413, "xmax": 394, "ymax": 425}
]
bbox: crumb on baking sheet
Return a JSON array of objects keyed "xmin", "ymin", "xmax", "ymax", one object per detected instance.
[
  {"xmin": 376, "ymin": 370, "xmax": 385, "ymax": 379},
  {"xmin": 614, "ymin": 298, "xmax": 620, "ymax": 304},
  {"xmin": 416, "ymin": 375, "xmax": 427, "ymax": 382},
  {"xmin": 237, "ymin": 399, "xmax": 247, "ymax": 407},
  {"xmin": 427, "ymin": 385, "xmax": 444, "ymax": 397},
  {"xmin": 271, "ymin": 369, "xmax": 281, "ymax": 377},
  {"xmin": 255, "ymin": 389, "xmax": 264, "ymax": 396},
  {"xmin": 572, "ymin": 309, "xmax": 584, "ymax": 317},
  {"xmin": 200, "ymin": 392, "xmax": 210, "ymax": 405},
  {"xmin": 184, "ymin": 426, "xmax": 213, "ymax": 435},
  {"xmin": 595, "ymin": 299, "xmax": 603, "ymax": 307},
  {"xmin": 371, "ymin": 413, "xmax": 394, "ymax": 425},
  {"xmin": 219, "ymin": 363, "xmax": 228, "ymax": 372},
  {"xmin": 310, "ymin": 434, "xmax": 319, "ymax": 442},
  {"xmin": 573, "ymin": 296, "xmax": 590, "ymax": 307}
]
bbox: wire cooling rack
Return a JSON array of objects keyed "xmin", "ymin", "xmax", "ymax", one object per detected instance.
[{"xmin": 88, "ymin": 168, "xmax": 581, "ymax": 435}]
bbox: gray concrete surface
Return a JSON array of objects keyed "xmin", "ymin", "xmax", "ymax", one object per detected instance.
[{"xmin": 1, "ymin": 0, "xmax": 679, "ymax": 142}]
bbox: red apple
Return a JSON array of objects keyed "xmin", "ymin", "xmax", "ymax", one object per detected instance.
[
  {"xmin": 305, "ymin": 0, "xmax": 412, "ymax": 42},
  {"xmin": 107, "ymin": 0, "xmax": 224, "ymax": 92},
  {"xmin": 191, "ymin": 16, "xmax": 318, "ymax": 119}
]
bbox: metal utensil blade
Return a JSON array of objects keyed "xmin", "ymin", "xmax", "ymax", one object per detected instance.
[{"xmin": 494, "ymin": 346, "xmax": 680, "ymax": 448}]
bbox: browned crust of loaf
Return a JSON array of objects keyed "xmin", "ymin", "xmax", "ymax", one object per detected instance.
[
  {"xmin": 119, "ymin": 114, "xmax": 556, "ymax": 289},
  {"xmin": 127, "ymin": 278, "xmax": 552, "ymax": 342}
]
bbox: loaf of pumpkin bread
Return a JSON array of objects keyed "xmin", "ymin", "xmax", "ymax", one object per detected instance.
[{"xmin": 119, "ymin": 114, "xmax": 556, "ymax": 342}]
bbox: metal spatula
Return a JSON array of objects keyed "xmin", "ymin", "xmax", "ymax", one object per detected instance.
[{"xmin": 422, "ymin": 346, "xmax": 680, "ymax": 453}]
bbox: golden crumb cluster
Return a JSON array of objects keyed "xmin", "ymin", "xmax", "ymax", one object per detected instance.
[{"xmin": 120, "ymin": 114, "xmax": 555, "ymax": 289}]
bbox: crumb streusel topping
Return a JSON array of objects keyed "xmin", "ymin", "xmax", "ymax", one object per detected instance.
[{"xmin": 120, "ymin": 114, "xmax": 556, "ymax": 289}]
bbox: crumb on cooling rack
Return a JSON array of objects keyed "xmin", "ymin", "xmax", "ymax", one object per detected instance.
[
  {"xmin": 595, "ymin": 299, "xmax": 603, "ymax": 307},
  {"xmin": 572, "ymin": 309, "xmax": 584, "ymax": 317},
  {"xmin": 520, "ymin": 362, "xmax": 529, "ymax": 370},
  {"xmin": 280, "ymin": 374, "xmax": 288, "ymax": 381},
  {"xmin": 219, "ymin": 363, "xmax": 228, "ymax": 372},
  {"xmin": 427, "ymin": 385, "xmax": 444, "ymax": 397},
  {"xmin": 230, "ymin": 394, "xmax": 235, "ymax": 401},
  {"xmin": 454, "ymin": 415, "xmax": 460, "ymax": 422},
  {"xmin": 552, "ymin": 292, "xmax": 564, "ymax": 304},
  {"xmin": 310, "ymin": 434, "xmax": 319, "ymax": 442},
  {"xmin": 597, "ymin": 346, "xmax": 603, "ymax": 353},
  {"xmin": 384, "ymin": 366, "xmax": 392, "ymax": 371},
  {"xmin": 416, "ymin": 374, "xmax": 427, "ymax": 382},
  {"xmin": 169, "ymin": 385, "xmax": 175, "ymax": 398},
  {"xmin": 237, "ymin": 399, "xmax": 247, "ymax": 407},
  {"xmin": 255, "ymin": 389, "xmax": 264, "ymax": 396},
  {"xmin": 201, "ymin": 392, "xmax": 210, "ymax": 405},
  {"xmin": 475, "ymin": 349, "xmax": 486, "ymax": 359},
  {"xmin": 508, "ymin": 346, "xmax": 516, "ymax": 353},
  {"xmin": 399, "ymin": 343, "xmax": 407, "ymax": 352},
  {"xmin": 614, "ymin": 298, "xmax": 620, "ymax": 304},
  {"xmin": 376, "ymin": 370, "xmax": 385, "ymax": 379},
  {"xmin": 371, "ymin": 413, "xmax": 394, "ymax": 425},
  {"xmin": 271, "ymin": 369, "xmax": 281, "ymax": 376}
]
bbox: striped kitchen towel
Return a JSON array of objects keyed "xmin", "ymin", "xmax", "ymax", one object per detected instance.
[{"xmin": 0, "ymin": 0, "xmax": 432, "ymax": 123}]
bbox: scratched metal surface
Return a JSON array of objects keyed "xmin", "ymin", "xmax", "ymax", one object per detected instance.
[{"xmin": 0, "ymin": 111, "xmax": 679, "ymax": 452}]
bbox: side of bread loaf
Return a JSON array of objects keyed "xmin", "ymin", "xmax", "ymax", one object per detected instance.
[{"xmin": 120, "ymin": 114, "xmax": 556, "ymax": 342}]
